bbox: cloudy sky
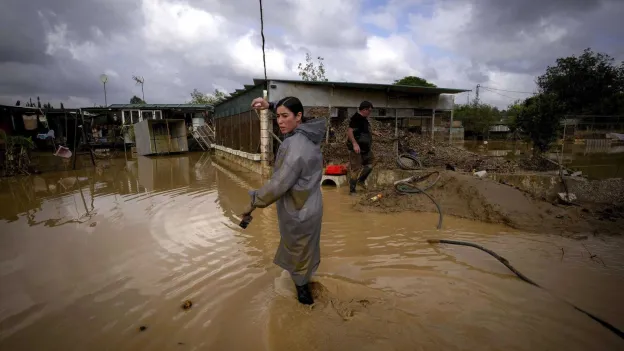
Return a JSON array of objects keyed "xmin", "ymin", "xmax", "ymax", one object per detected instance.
[{"xmin": 1, "ymin": 0, "xmax": 622, "ymax": 109}]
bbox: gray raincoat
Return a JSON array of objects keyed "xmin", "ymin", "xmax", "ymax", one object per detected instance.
[{"xmin": 248, "ymin": 118, "xmax": 326, "ymax": 286}]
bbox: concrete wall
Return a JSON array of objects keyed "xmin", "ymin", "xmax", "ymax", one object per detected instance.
[
  {"xmin": 268, "ymin": 81, "xmax": 454, "ymax": 110},
  {"xmin": 214, "ymin": 147, "xmax": 262, "ymax": 174}
]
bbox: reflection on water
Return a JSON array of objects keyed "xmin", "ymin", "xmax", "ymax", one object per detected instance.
[
  {"xmin": 461, "ymin": 140, "xmax": 624, "ymax": 179},
  {"xmin": 1, "ymin": 152, "xmax": 623, "ymax": 350}
]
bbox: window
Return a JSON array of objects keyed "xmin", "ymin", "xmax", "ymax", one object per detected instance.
[
  {"xmin": 141, "ymin": 111, "xmax": 153, "ymax": 121},
  {"xmin": 131, "ymin": 110, "xmax": 139, "ymax": 124}
]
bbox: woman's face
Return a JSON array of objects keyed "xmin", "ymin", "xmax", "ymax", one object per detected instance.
[{"xmin": 276, "ymin": 106, "xmax": 302, "ymax": 134}]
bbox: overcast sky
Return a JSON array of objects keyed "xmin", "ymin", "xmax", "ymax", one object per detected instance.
[{"xmin": 1, "ymin": 0, "xmax": 622, "ymax": 109}]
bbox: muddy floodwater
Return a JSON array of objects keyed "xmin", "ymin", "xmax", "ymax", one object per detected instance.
[
  {"xmin": 1, "ymin": 152, "xmax": 623, "ymax": 350},
  {"xmin": 461, "ymin": 140, "xmax": 624, "ymax": 180}
]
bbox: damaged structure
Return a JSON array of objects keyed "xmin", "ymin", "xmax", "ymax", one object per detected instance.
[{"xmin": 212, "ymin": 78, "xmax": 470, "ymax": 175}]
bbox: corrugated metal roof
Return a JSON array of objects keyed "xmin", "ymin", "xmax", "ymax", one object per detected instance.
[
  {"xmin": 106, "ymin": 104, "xmax": 213, "ymax": 110},
  {"xmin": 253, "ymin": 78, "xmax": 471, "ymax": 94},
  {"xmin": 213, "ymin": 78, "xmax": 470, "ymax": 107}
]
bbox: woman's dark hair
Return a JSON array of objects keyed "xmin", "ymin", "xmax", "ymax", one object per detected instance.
[{"xmin": 276, "ymin": 96, "xmax": 306, "ymax": 121}]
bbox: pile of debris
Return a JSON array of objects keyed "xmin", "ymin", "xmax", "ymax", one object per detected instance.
[{"xmin": 322, "ymin": 118, "xmax": 519, "ymax": 173}]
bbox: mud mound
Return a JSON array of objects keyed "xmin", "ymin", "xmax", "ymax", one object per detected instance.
[{"xmin": 354, "ymin": 171, "xmax": 623, "ymax": 235}]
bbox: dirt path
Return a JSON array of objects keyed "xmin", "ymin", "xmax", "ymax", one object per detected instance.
[{"xmin": 355, "ymin": 171, "xmax": 624, "ymax": 236}]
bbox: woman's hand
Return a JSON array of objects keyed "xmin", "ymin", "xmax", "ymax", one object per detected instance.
[{"xmin": 251, "ymin": 97, "xmax": 269, "ymax": 110}]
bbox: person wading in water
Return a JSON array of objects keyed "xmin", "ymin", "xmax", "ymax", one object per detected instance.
[
  {"xmin": 243, "ymin": 96, "xmax": 326, "ymax": 305},
  {"xmin": 346, "ymin": 101, "xmax": 380, "ymax": 194}
]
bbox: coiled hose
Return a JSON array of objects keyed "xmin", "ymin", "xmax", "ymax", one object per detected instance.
[
  {"xmin": 396, "ymin": 153, "xmax": 423, "ymax": 170},
  {"xmin": 428, "ymin": 239, "xmax": 624, "ymax": 340},
  {"xmin": 394, "ymin": 171, "xmax": 443, "ymax": 229}
]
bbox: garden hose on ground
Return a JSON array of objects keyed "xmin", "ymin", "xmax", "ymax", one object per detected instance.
[
  {"xmin": 396, "ymin": 153, "xmax": 423, "ymax": 170},
  {"xmin": 428, "ymin": 239, "xmax": 624, "ymax": 340},
  {"xmin": 394, "ymin": 171, "xmax": 443, "ymax": 229}
]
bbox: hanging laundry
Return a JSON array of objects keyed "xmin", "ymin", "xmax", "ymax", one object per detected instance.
[{"xmin": 22, "ymin": 115, "xmax": 38, "ymax": 130}]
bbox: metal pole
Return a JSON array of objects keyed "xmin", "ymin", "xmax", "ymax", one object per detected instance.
[{"xmin": 103, "ymin": 82, "xmax": 107, "ymax": 106}]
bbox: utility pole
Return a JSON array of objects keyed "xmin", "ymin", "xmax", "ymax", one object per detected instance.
[
  {"xmin": 100, "ymin": 74, "xmax": 108, "ymax": 106},
  {"xmin": 467, "ymin": 92, "xmax": 470, "ymax": 105},
  {"xmin": 475, "ymin": 84, "xmax": 480, "ymax": 105}
]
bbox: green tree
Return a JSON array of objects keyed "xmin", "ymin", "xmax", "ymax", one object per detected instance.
[
  {"xmin": 298, "ymin": 53, "xmax": 328, "ymax": 82},
  {"xmin": 514, "ymin": 93, "xmax": 563, "ymax": 153},
  {"xmin": 393, "ymin": 76, "xmax": 436, "ymax": 87},
  {"xmin": 537, "ymin": 48, "xmax": 624, "ymax": 115},
  {"xmin": 130, "ymin": 95, "xmax": 146, "ymax": 104},
  {"xmin": 453, "ymin": 103, "xmax": 501, "ymax": 137},
  {"xmin": 189, "ymin": 89, "xmax": 229, "ymax": 105}
]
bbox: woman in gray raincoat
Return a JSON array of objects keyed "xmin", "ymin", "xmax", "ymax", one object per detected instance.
[{"xmin": 242, "ymin": 96, "xmax": 326, "ymax": 305}]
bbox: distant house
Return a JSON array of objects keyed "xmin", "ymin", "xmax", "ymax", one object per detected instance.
[{"xmin": 211, "ymin": 78, "xmax": 470, "ymax": 174}]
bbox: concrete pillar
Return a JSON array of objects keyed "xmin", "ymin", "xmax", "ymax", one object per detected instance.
[
  {"xmin": 431, "ymin": 108, "xmax": 436, "ymax": 140},
  {"xmin": 260, "ymin": 89, "xmax": 272, "ymax": 177},
  {"xmin": 449, "ymin": 95, "xmax": 455, "ymax": 143}
]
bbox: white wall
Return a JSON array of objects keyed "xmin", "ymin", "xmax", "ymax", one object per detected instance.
[{"xmin": 268, "ymin": 81, "xmax": 455, "ymax": 110}]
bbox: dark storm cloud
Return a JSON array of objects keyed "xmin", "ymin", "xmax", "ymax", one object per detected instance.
[
  {"xmin": 449, "ymin": 0, "xmax": 624, "ymax": 74},
  {"xmin": 0, "ymin": 0, "xmax": 142, "ymax": 65},
  {"xmin": 0, "ymin": 0, "xmax": 146, "ymax": 105}
]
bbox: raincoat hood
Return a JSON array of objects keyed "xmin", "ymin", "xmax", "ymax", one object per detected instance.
[{"xmin": 293, "ymin": 118, "xmax": 326, "ymax": 145}]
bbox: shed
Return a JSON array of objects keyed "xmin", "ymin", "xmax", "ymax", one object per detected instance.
[{"xmin": 134, "ymin": 119, "xmax": 188, "ymax": 156}]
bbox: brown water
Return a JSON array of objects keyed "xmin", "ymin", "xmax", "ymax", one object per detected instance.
[
  {"xmin": 460, "ymin": 140, "xmax": 624, "ymax": 180},
  {"xmin": 1, "ymin": 152, "xmax": 624, "ymax": 350}
]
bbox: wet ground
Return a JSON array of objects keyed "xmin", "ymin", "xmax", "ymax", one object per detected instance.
[{"xmin": 1, "ymin": 152, "xmax": 623, "ymax": 350}]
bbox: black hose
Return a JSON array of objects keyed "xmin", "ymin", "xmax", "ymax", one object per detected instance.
[
  {"xmin": 394, "ymin": 172, "xmax": 443, "ymax": 229},
  {"xmin": 428, "ymin": 239, "xmax": 624, "ymax": 340}
]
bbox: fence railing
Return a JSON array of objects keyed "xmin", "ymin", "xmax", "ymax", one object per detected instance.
[{"xmin": 214, "ymin": 110, "xmax": 261, "ymax": 154}]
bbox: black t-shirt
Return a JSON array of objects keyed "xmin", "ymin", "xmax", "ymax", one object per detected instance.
[{"xmin": 347, "ymin": 112, "xmax": 372, "ymax": 152}]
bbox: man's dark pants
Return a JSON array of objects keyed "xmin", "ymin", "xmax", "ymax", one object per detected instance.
[{"xmin": 349, "ymin": 149, "xmax": 374, "ymax": 193}]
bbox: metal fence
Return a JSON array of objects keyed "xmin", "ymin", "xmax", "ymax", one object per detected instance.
[
  {"xmin": 562, "ymin": 115, "xmax": 624, "ymax": 140},
  {"xmin": 214, "ymin": 110, "xmax": 261, "ymax": 153}
]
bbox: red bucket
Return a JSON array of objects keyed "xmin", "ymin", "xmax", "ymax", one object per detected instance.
[{"xmin": 325, "ymin": 164, "xmax": 347, "ymax": 175}]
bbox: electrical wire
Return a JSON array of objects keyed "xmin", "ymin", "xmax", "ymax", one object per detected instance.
[
  {"xmin": 480, "ymin": 86, "xmax": 537, "ymax": 95},
  {"xmin": 258, "ymin": 0, "xmax": 267, "ymax": 81},
  {"xmin": 481, "ymin": 87, "xmax": 521, "ymax": 101}
]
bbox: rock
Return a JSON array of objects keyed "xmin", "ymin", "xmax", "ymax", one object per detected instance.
[{"xmin": 473, "ymin": 170, "xmax": 487, "ymax": 178}]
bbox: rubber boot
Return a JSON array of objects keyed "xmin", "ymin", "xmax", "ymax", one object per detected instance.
[
  {"xmin": 295, "ymin": 283, "xmax": 314, "ymax": 305},
  {"xmin": 349, "ymin": 178, "xmax": 357, "ymax": 194},
  {"xmin": 357, "ymin": 166, "xmax": 372, "ymax": 190}
]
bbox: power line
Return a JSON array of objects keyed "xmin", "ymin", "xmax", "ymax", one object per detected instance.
[
  {"xmin": 481, "ymin": 87, "xmax": 520, "ymax": 101},
  {"xmin": 258, "ymin": 0, "xmax": 267, "ymax": 81},
  {"xmin": 480, "ymin": 85, "xmax": 536, "ymax": 95}
]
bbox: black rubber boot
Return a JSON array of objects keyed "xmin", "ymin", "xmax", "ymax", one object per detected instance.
[
  {"xmin": 349, "ymin": 179, "xmax": 357, "ymax": 194},
  {"xmin": 295, "ymin": 283, "xmax": 314, "ymax": 305},
  {"xmin": 357, "ymin": 166, "xmax": 372, "ymax": 190}
]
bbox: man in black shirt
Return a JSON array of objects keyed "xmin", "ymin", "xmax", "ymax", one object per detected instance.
[{"xmin": 346, "ymin": 101, "xmax": 378, "ymax": 194}]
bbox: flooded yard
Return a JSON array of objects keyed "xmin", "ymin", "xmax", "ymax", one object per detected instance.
[
  {"xmin": 460, "ymin": 140, "xmax": 624, "ymax": 180},
  {"xmin": 1, "ymin": 152, "xmax": 623, "ymax": 350}
]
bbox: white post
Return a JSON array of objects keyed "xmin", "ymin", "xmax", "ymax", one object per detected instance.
[
  {"xmin": 260, "ymin": 89, "xmax": 271, "ymax": 176},
  {"xmin": 449, "ymin": 95, "xmax": 455, "ymax": 143}
]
